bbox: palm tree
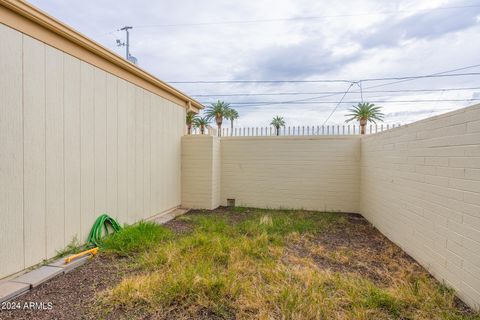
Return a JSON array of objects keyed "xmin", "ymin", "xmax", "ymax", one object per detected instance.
[
  {"xmin": 345, "ymin": 102, "xmax": 384, "ymax": 135},
  {"xmin": 270, "ymin": 115, "xmax": 286, "ymax": 136},
  {"xmin": 204, "ymin": 100, "xmax": 230, "ymax": 136},
  {"xmin": 193, "ymin": 116, "xmax": 210, "ymax": 135},
  {"xmin": 185, "ymin": 111, "xmax": 197, "ymax": 135},
  {"xmin": 224, "ymin": 107, "xmax": 239, "ymax": 135}
]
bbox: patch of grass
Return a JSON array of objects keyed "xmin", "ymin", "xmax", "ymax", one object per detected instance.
[
  {"xmin": 362, "ymin": 287, "xmax": 401, "ymax": 317},
  {"xmin": 231, "ymin": 206, "xmax": 249, "ymax": 213},
  {"xmin": 54, "ymin": 236, "xmax": 87, "ymax": 259},
  {"xmin": 237, "ymin": 210, "xmax": 341, "ymax": 238},
  {"xmin": 101, "ymin": 221, "xmax": 173, "ymax": 257},
  {"xmin": 97, "ymin": 208, "xmax": 480, "ymax": 320},
  {"xmin": 175, "ymin": 215, "xmax": 193, "ymax": 222},
  {"xmin": 196, "ymin": 216, "xmax": 230, "ymax": 233}
]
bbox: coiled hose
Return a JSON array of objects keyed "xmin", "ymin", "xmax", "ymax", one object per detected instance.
[{"xmin": 87, "ymin": 213, "xmax": 122, "ymax": 247}]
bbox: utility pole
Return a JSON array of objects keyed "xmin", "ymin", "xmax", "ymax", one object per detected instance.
[
  {"xmin": 120, "ymin": 26, "xmax": 132, "ymax": 60},
  {"xmin": 116, "ymin": 26, "xmax": 138, "ymax": 64}
]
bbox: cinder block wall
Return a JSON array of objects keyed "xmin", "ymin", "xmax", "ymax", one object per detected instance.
[
  {"xmin": 181, "ymin": 106, "xmax": 480, "ymax": 309},
  {"xmin": 221, "ymin": 136, "xmax": 361, "ymax": 211},
  {"xmin": 361, "ymin": 104, "xmax": 480, "ymax": 309},
  {"xmin": 181, "ymin": 135, "xmax": 221, "ymax": 210}
]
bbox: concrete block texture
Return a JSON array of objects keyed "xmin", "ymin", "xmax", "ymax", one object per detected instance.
[
  {"xmin": 361, "ymin": 104, "xmax": 480, "ymax": 310},
  {"xmin": 182, "ymin": 135, "xmax": 360, "ymax": 212},
  {"xmin": 181, "ymin": 104, "xmax": 480, "ymax": 309},
  {"xmin": 220, "ymin": 136, "xmax": 361, "ymax": 212},
  {"xmin": 181, "ymin": 135, "xmax": 221, "ymax": 210}
]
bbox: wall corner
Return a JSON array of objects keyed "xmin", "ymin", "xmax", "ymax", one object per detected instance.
[{"xmin": 181, "ymin": 135, "xmax": 221, "ymax": 210}]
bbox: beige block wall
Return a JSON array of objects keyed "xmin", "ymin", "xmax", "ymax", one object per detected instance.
[
  {"xmin": 181, "ymin": 135, "xmax": 221, "ymax": 210},
  {"xmin": 0, "ymin": 24, "xmax": 185, "ymax": 279},
  {"xmin": 221, "ymin": 136, "xmax": 360, "ymax": 211},
  {"xmin": 361, "ymin": 104, "xmax": 480, "ymax": 309}
]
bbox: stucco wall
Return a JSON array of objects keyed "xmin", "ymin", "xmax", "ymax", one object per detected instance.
[
  {"xmin": 0, "ymin": 24, "xmax": 185, "ymax": 278},
  {"xmin": 181, "ymin": 135, "xmax": 221, "ymax": 210},
  {"xmin": 220, "ymin": 136, "xmax": 360, "ymax": 211},
  {"xmin": 361, "ymin": 104, "xmax": 480, "ymax": 309}
]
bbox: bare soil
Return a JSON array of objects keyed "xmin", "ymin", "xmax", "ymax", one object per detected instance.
[
  {"xmin": 0, "ymin": 208, "xmax": 474, "ymax": 319},
  {"xmin": 0, "ymin": 255, "xmax": 132, "ymax": 320},
  {"xmin": 285, "ymin": 213, "xmax": 415, "ymax": 285}
]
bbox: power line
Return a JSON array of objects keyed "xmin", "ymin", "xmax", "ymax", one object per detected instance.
[
  {"xmin": 171, "ymin": 79, "xmax": 350, "ymax": 84},
  {"xmin": 195, "ymin": 64, "xmax": 480, "ymax": 109},
  {"xmin": 323, "ymin": 84, "xmax": 355, "ymax": 125},
  {"xmin": 168, "ymin": 71, "xmax": 480, "ymax": 84},
  {"xmin": 202, "ymin": 98, "xmax": 480, "ymax": 106},
  {"xmin": 209, "ymin": 85, "xmax": 352, "ymax": 108},
  {"xmin": 189, "ymin": 86, "xmax": 480, "ymax": 97},
  {"xmin": 363, "ymin": 65, "xmax": 480, "ymax": 90},
  {"xmin": 294, "ymin": 65, "xmax": 478, "ymax": 120},
  {"xmin": 198, "ymin": 66, "xmax": 480, "ymax": 108},
  {"xmin": 296, "ymin": 64, "xmax": 480, "ymax": 109},
  {"xmin": 132, "ymin": 4, "xmax": 480, "ymax": 28}
]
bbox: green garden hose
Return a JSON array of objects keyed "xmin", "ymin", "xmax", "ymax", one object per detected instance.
[{"xmin": 87, "ymin": 214, "xmax": 122, "ymax": 247}]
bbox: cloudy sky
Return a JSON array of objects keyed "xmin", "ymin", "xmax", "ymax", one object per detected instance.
[{"xmin": 30, "ymin": 0, "xmax": 480, "ymax": 127}]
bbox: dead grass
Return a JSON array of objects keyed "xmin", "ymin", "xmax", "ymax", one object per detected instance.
[{"xmin": 96, "ymin": 208, "xmax": 479, "ymax": 320}]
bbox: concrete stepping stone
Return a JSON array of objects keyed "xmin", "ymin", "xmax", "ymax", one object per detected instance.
[
  {"xmin": 11, "ymin": 266, "xmax": 63, "ymax": 288},
  {"xmin": 47, "ymin": 255, "xmax": 90, "ymax": 273},
  {"xmin": 0, "ymin": 281, "xmax": 30, "ymax": 303},
  {"xmin": 153, "ymin": 213, "xmax": 175, "ymax": 224},
  {"xmin": 151, "ymin": 208, "xmax": 189, "ymax": 225}
]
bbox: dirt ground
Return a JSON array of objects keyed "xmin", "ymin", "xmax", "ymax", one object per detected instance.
[
  {"xmin": 0, "ymin": 207, "xmax": 474, "ymax": 319},
  {"xmin": 0, "ymin": 255, "xmax": 132, "ymax": 320}
]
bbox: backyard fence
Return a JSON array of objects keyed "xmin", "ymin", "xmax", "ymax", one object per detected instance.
[
  {"xmin": 190, "ymin": 123, "xmax": 401, "ymax": 136},
  {"xmin": 190, "ymin": 126, "xmax": 217, "ymax": 136},
  {"xmin": 183, "ymin": 104, "xmax": 480, "ymax": 309}
]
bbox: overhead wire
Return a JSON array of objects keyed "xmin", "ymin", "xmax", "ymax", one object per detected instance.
[
  {"xmin": 168, "ymin": 71, "xmax": 480, "ymax": 84},
  {"xmin": 130, "ymin": 4, "xmax": 480, "ymax": 29},
  {"xmin": 362, "ymin": 64, "xmax": 480, "ymax": 90},
  {"xmin": 193, "ymin": 64, "xmax": 480, "ymax": 109},
  {"xmin": 322, "ymin": 83, "xmax": 355, "ymax": 125},
  {"xmin": 189, "ymin": 86, "xmax": 480, "ymax": 97},
  {"xmin": 204, "ymin": 98, "xmax": 480, "ymax": 106}
]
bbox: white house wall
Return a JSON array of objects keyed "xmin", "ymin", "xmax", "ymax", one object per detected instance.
[{"xmin": 0, "ymin": 23, "xmax": 185, "ymax": 278}]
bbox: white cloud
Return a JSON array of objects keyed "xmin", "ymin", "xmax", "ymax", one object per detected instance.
[{"xmin": 29, "ymin": 0, "xmax": 480, "ymax": 127}]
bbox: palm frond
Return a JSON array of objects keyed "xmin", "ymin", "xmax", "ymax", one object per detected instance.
[
  {"xmin": 224, "ymin": 107, "xmax": 239, "ymax": 120},
  {"xmin": 186, "ymin": 111, "xmax": 197, "ymax": 125},
  {"xmin": 193, "ymin": 116, "xmax": 210, "ymax": 127},
  {"xmin": 204, "ymin": 100, "xmax": 230, "ymax": 120},
  {"xmin": 344, "ymin": 102, "xmax": 385, "ymax": 124},
  {"xmin": 270, "ymin": 115, "xmax": 286, "ymax": 128}
]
